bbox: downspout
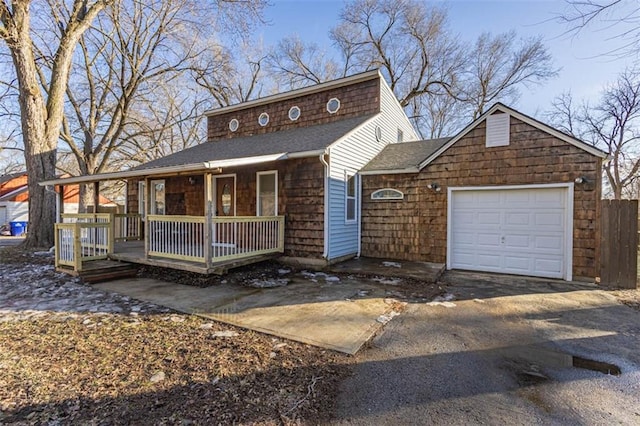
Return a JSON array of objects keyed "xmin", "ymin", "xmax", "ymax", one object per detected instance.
[
  {"xmin": 357, "ymin": 174, "xmax": 362, "ymax": 258},
  {"xmin": 319, "ymin": 149, "xmax": 330, "ymax": 259}
]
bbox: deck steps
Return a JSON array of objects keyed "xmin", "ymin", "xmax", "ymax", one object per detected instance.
[{"xmin": 57, "ymin": 260, "xmax": 139, "ymax": 283}]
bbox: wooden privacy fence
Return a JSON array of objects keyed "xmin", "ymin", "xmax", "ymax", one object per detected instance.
[{"xmin": 600, "ymin": 199, "xmax": 638, "ymax": 289}]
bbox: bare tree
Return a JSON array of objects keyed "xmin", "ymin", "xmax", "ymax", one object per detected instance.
[
  {"xmin": 459, "ymin": 31, "xmax": 557, "ymax": 119},
  {"xmin": 547, "ymin": 69, "xmax": 640, "ymax": 199},
  {"xmin": 558, "ymin": 0, "xmax": 640, "ymax": 59},
  {"xmin": 0, "ymin": 0, "xmax": 111, "ymax": 247},
  {"xmin": 268, "ymin": 0, "xmax": 556, "ymax": 138}
]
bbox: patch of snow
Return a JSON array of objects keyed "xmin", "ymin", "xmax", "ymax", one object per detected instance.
[
  {"xmin": 427, "ymin": 301, "xmax": 457, "ymax": 308},
  {"xmin": 432, "ymin": 293, "xmax": 456, "ymax": 302},
  {"xmin": 473, "ymin": 298, "xmax": 486, "ymax": 304},
  {"xmin": 325, "ymin": 275, "xmax": 340, "ymax": 282},
  {"xmin": 246, "ymin": 278, "xmax": 289, "ymax": 288},
  {"xmin": 200, "ymin": 322, "xmax": 214, "ymax": 329},
  {"xmin": 212, "ymin": 330, "xmax": 239, "ymax": 338},
  {"xmin": 377, "ymin": 311, "xmax": 401, "ymax": 324},
  {"xmin": 150, "ymin": 371, "xmax": 165, "ymax": 383},
  {"xmin": 372, "ymin": 277, "xmax": 403, "ymax": 285},
  {"xmin": 357, "ymin": 290, "xmax": 370, "ymax": 297},
  {"xmin": 277, "ymin": 268, "xmax": 291, "ymax": 275},
  {"xmin": 382, "ymin": 261, "xmax": 402, "ymax": 268}
]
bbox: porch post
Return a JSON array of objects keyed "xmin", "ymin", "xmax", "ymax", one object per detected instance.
[
  {"xmin": 144, "ymin": 177, "xmax": 150, "ymax": 259},
  {"xmin": 93, "ymin": 181, "xmax": 100, "ymax": 215},
  {"xmin": 204, "ymin": 172, "xmax": 212, "ymax": 268},
  {"xmin": 56, "ymin": 185, "xmax": 64, "ymax": 223}
]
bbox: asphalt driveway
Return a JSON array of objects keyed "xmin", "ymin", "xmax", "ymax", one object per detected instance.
[{"xmin": 332, "ymin": 271, "xmax": 640, "ymax": 424}]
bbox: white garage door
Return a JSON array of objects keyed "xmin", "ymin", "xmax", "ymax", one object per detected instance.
[{"xmin": 449, "ymin": 186, "xmax": 570, "ymax": 279}]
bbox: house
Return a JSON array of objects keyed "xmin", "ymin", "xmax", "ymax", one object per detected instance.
[
  {"xmin": 0, "ymin": 172, "xmax": 118, "ymax": 229},
  {"xmin": 41, "ymin": 70, "xmax": 419, "ymax": 274},
  {"xmin": 360, "ymin": 104, "xmax": 606, "ymax": 281},
  {"xmin": 40, "ymin": 70, "xmax": 605, "ymax": 281}
]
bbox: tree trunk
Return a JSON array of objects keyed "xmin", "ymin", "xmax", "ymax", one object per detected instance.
[{"xmin": 8, "ymin": 6, "xmax": 57, "ymax": 248}]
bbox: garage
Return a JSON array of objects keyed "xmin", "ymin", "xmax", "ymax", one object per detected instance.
[{"xmin": 448, "ymin": 185, "xmax": 572, "ymax": 280}]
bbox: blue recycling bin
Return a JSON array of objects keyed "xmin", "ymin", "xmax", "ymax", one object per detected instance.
[{"xmin": 10, "ymin": 221, "xmax": 28, "ymax": 236}]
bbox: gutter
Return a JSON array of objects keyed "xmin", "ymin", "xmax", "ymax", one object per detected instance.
[
  {"xmin": 39, "ymin": 163, "xmax": 219, "ymax": 186},
  {"xmin": 319, "ymin": 149, "xmax": 330, "ymax": 259},
  {"xmin": 359, "ymin": 167, "xmax": 419, "ymax": 176}
]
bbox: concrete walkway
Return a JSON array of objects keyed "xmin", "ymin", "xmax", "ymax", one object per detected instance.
[
  {"xmin": 329, "ymin": 257, "xmax": 445, "ymax": 282},
  {"xmin": 96, "ymin": 270, "xmax": 413, "ymax": 354}
]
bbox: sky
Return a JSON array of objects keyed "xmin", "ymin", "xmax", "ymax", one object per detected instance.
[{"xmin": 256, "ymin": 0, "xmax": 637, "ymax": 119}]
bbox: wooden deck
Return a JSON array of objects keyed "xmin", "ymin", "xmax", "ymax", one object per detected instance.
[{"xmin": 108, "ymin": 241, "xmax": 279, "ymax": 275}]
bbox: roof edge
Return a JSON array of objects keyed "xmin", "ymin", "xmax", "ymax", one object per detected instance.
[
  {"xmin": 204, "ymin": 70, "xmax": 381, "ymax": 117},
  {"xmin": 360, "ymin": 167, "xmax": 419, "ymax": 175},
  {"xmin": 39, "ymin": 163, "xmax": 212, "ymax": 186}
]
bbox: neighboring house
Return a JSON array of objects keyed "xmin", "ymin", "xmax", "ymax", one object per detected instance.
[
  {"xmin": 360, "ymin": 103, "xmax": 606, "ymax": 281},
  {"xmin": 40, "ymin": 71, "xmax": 605, "ymax": 281},
  {"xmin": 0, "ymin": 172, "xmax": 118, "ymax": 226}
]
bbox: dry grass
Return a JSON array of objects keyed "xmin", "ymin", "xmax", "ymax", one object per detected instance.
[{"xmin": 0, "ymin": 312, "xmax": 350, "ymax": 425}]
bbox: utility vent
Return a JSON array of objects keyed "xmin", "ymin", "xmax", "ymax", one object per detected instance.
[{"xmin": 486, "ymin": 112, "xmax": 510, "ymax": 147}]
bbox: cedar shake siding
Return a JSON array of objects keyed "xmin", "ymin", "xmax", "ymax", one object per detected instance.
[
  {"xmin": 207, "ymin": 78, "xmax": 380, "ymax": 141},
  {"xmin": 361, "ymin": 117, "xmax": 602, "ymax": 279},
  {"xmin": 126, "ymin": 157, "xmax": 324, "ymax": 258}
]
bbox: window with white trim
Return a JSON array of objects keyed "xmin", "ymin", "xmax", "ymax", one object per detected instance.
[
  {"xmin": 150, "ymin": 180, "xmax": 165, "ymax": 215},
  {"xmin": 138, "ymin": 181, "xmax": 146, "ymax": 219},
  {"xmin": 257, "ymin": 171, "xmax": 277, "ymax": 216},
  {"xmin": 346, "ymin": 173, "xmax": 357, "ymax": 222}
]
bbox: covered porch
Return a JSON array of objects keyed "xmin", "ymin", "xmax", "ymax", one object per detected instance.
[{"xmin": 54, "ymin": 212, "xmax": 285, "ymax": 275}]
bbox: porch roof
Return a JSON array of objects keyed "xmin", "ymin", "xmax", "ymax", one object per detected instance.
[
  {"xmin": 39, "ymin": 114, "xmax": 373, "ymax": 186},
  {"xmin": 40, "ymin": 115, "xmax": 373, "ymax": 186},
  {"xmin": 133, "ymin": 114, "xmax": 374, "ymax": 171}
]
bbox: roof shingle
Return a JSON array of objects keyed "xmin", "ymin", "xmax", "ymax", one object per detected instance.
[{"xmin": 362, "ymin": 138, "xmax": 451, "ymax": 172}]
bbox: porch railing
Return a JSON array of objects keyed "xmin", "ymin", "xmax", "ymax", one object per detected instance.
[
  {"xmin": 147, "ymin": 215, "xmax": 285, "ymax": 265},
  {"xmin": 62, "ymin": 213, "xmax": 142, "ymax": 241},
  {"xmin": 212, "ymin": 216, "xmax": 285, "ymax": 262},
  {"xmin": 148, "ymin": 215, "xmax": 206, "ymax": 263},
  {"xmin": 54, "ymin": 222, "xmax": 113, "ymax": 271}
]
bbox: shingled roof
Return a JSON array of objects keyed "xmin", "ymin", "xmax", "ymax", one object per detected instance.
[
  {"xmin": 362, "ymin": 138, "xmax": 451, "ymax": 173},
  {"xmin": 134, "ymin": 115, "xmax": 374, "ymax": 171}
]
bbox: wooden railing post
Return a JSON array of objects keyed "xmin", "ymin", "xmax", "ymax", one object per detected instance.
[
  {"xmin": 278, "ymin": 216, "xmax": 285, "ymax": 252},
  {"xmin": 54, "ymin": 224, "xmax": 60, "ymax": 268},
  {"xmin": 108, "ymin": 218, "xmax": 115, "ymax": 255},
  {"xmin": 74, "ymin": 222, "xmax": 82, "ymax": 272}
]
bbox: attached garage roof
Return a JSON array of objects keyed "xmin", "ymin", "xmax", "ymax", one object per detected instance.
[{"xmin": 361, "ymin": 138, "xmax": 451, "ymax": 174}]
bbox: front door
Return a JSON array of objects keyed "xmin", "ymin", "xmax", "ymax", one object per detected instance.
[{"xmin": 213, "ymin": 176, "xmax": 235, "ymax": 247}]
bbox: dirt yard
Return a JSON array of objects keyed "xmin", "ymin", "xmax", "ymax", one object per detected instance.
[{"xmin": 0, "ymin": 247, "xmax": 350, "ymax": 425}]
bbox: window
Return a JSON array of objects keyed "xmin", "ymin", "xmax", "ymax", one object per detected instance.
[
  {"xmin": 326, "ymin": 97, "xmax": 341, "ymax": 114},
  {"xmin": 258, "ymin": 112, "xmax": 269, "ymax": 127},
  {"xmin": 375, "ymin": 126, "xmax": 382, "ymax": 141},
  {"xmin": 138, "ymin": 181, "xmax": 146, "ymax": 218},
  {"xmin": 486, "ymin": 113, "xmax": 510, "ymax": 147},
  {"xmin": 288, "ymin": 106, "xmax": 301, "ymax": 121},
  {"xmin": 397, "ymin": 129, "xmax": 404, "ymax": 143},
  {"xmin": 345, "ymin": 173, "xmax": 357, "ymax": 222},
  {"xmin": 371, "ymin": 188, "xmax": 404, "ymax": 200},
  {"xmin": 257, "ymin": 171, "xmax": 277, "ymax": 216},
  {"xmin": 229, "ymin": 118, "xmax": 239, "ymax": 132},
  {"xmin": 150, "ymin": 180, "xmax": 165, "ymax": 215}
]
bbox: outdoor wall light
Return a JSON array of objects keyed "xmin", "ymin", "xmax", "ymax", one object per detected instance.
[
  {"xmin": 188, "ymin": 177, "xmax": 196, "ymax": 185},
  {"xmin": 427, "ymin": 182, "xmax": 441, "ymax": 192},
  {"xmin": 575, "ymin": 176, "xmax": 589, "ymax": 184}
]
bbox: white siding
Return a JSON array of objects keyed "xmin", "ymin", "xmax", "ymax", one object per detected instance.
[
  {"xmin": 326, "ymin": 79, "xmax": 419, "ymax": 259},
  {"xmin": 1, "ymin": 201, "xmax": 29, "ymax": 222}
]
